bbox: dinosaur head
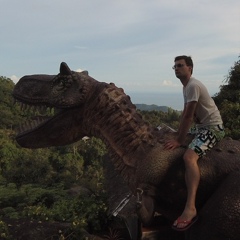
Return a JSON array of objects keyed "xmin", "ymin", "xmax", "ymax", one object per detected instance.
[
  {"xmin": 13, "ymin": 62, "xmax": 94, "ymax": 148},
  {"xmin": 49, "ymin": 62, "xmax": 90, "ymax": 108},
  {"xmin": 14, "ymin": 62, "xmax": 90, "ymax": 108}
]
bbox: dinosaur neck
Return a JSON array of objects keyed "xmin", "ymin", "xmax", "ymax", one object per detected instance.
[{"xmin": 83, "ymin": 83, "xmax": 158, "ymax": 169}]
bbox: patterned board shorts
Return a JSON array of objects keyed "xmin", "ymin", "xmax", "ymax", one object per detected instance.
[{"xmin": 188, "ymin": 125, "xmax": 225, "ymax": 157}]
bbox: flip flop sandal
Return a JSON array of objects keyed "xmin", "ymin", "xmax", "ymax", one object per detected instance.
[{"xmin": 172, "ymin": 215, "xmax": 198, "ymax": 231}]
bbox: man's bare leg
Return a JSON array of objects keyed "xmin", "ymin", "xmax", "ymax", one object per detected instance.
[{"xmin": 173, "ymin": 148, "xmax": 199, "ymax": 229}]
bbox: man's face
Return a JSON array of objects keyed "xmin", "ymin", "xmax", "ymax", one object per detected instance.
[{"xmin": 173, "ymin": 59, "xmax": 192, "ymax": 79}]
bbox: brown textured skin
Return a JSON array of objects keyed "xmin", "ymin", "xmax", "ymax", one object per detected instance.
[{"xmin": 13, "ymin": 63, "xmax": 240, "ymax": 240}]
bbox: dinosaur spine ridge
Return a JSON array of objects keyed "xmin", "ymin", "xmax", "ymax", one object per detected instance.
[{"xmin": 83, "ymin": 82, "xmax": 157, "ymax": 188}]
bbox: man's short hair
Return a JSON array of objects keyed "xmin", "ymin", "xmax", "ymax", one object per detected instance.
[{"xmin": 175, "ymin": 55, "xmax": 193, "ymax": 73}]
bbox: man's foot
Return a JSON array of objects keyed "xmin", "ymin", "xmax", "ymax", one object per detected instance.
[{"xmin": 172, "ymin": 215, "xmax": 198, "ymax": 231}]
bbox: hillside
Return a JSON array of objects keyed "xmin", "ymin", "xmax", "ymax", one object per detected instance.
[{"xmin": 135, "ymin": 104, "xmax": 169, "ymax": 112}]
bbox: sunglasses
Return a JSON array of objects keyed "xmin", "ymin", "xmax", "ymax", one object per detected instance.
[{"xmin": 172, "ymin": 64, "xmax": 185, "ymax": 69}]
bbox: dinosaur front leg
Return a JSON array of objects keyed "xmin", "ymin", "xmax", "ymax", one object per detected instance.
[
  {"xmin": 186, "ymin": 171, "xmax": 240, "ymax": 240},
  {"xmin": 136, "ymin": 183, "xmax": 157, "ymax": 226}
]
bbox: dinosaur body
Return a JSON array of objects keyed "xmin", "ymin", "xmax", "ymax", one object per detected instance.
[{"xmin": 13, "ymin": 63, "xmax": 240, "ymax": 240}]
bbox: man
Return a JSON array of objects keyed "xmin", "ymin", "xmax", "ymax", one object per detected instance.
[{"xmin": 164, "ymin": 55, "xmax": 225, "ymax": 231}]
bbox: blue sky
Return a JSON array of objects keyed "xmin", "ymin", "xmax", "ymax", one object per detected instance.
[{"xmin": 1, "ymin": 0, "xmax": 239, "ymax": 109}]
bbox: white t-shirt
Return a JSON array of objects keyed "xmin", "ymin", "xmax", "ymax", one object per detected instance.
[{"xmin": 183, "ymin": 77, "xmax": 223, "ymax": 128}]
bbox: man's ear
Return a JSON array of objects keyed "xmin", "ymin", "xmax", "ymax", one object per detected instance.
[{"xmin": 188, "ymin": 66, "xmax": 193, "ymax": 74}]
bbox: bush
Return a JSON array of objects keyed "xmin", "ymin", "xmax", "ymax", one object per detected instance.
[
  {"xmin": 0, "ymin": 184, "xmax": 26, "ymax": 208},
  {"xmin": 0, "ymin": 220, "xmax": 10, "ymax": 239}
]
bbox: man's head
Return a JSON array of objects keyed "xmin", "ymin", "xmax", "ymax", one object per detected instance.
[{"xmin": 173, "ymin": 55, "xmax": 193, "ymax": 81}]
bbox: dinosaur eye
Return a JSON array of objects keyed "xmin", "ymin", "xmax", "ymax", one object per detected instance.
[
  {"xmin": 53, "ymin": 75, "xmax": 72, "ymax": 89},
  {"xmin": 52, "ymin": 78, "xmax": 66, "ymax": 91},
  {"xmin": 59, "ymin": 79, "xmax": 65, "ymax": 86}
]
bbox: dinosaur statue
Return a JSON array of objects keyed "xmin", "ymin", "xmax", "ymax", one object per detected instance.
[{"xmin": 13, "ymin": 62, "xmax": 240, "ymax": 240}]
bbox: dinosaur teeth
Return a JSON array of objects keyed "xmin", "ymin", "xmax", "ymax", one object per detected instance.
[
  {"xmin": 15, "ymin": 101, "xmax": 58, "ymax": 135},
  {"xmin": 17, "ymin": 116, "xmax": 50, "ymax": 134},
  {"xmin": 32, "ymin": 105, "xmax": 41, "ymax": 113},
  {"xmin": 20, "ymin": 102, "xmax": 28, "ymax": 111},
  {"xmin": 16, "ymin": 101, "xmax": 50, "ymax": 115},
  {"xmin": 15, "ymin": 99, "xmax": 62, "ymax": 133}
]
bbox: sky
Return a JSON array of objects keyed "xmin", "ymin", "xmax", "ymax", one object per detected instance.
[{"xmin": 1, "ymin": 0, "xmax": 239, "ymax": 109}]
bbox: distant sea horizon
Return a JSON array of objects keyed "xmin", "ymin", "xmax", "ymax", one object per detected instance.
[{"xmin": 127, "ymin": 92, "xmax": 183, "ymax": 111}]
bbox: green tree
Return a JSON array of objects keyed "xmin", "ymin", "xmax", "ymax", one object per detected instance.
[
  {"xmin": 140, "ymin": 110, "xmax": 166, "ymax": 127},
  {"xmin": 0, "ymin": 77, "xmax": 20, "ymax": 129},
  {"xmin": 76, "ymin": 137, "xmax": 107, "ymax": 167},
  {"xmin": 49, "ymin": 145, "xmax": 84, "ymax": 188},
  {"xmin": 1, "ymin": 146, "xmax": 52, "ymax": 189},
  {"xmin": 213, "ymin": 56, "xmax": 240, "ymax": 139},
  {"xmin": 140, "ymin": 108, "xmax": 180, "ymax": 130},
  {"xmin": 0, "ymin": 130, "xmax": 19, "ymax": 181}
]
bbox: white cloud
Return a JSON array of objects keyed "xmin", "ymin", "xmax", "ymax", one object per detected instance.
[
  {"xmin": 163, "ymin": 80, "xmax": 179, "ymax": 87},
  {"xmin": 10, "ymin": 75, "xmax": 19, "ymax": 83},
  {"xmin": 76, "ymin": 69, "xmax": 84, "ymax": 73}
]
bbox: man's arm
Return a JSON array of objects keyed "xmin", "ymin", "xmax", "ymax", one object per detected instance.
[
  {"xmin": 177, "ymin": 104, "xmax": 187, "ymax": 134},
  {"xmin": 177, "ymin": 101, "xmax": 197, "ymax": 144},
  {"xmin": 164, "ymin": 101, "xmax": 197, "ymax": 149}
]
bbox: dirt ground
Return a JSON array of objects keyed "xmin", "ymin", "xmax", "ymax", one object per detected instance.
[
  {"xmin": 2, "ymin": 217, "xmax": 184, "ymax": 240},
  {"xmin": 2, "ymin": 218, "xmax": 72, "ymax": 240},
  {"xmin": 2, "ymin": 218, "xmax": 130, "ymax": 240}
]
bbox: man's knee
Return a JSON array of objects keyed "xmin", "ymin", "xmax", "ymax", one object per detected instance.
[{"xmin": 183, "ymin": 149, "xmax": 199, "ymax": 166}]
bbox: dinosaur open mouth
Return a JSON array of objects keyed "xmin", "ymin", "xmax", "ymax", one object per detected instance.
[
  {"xmin": 15, "ymin": 101, "xmax": 59, "ymax": 136},
  {"xmin": 14, "ymin": 99, "xmax": 81, "ymax": 148}
]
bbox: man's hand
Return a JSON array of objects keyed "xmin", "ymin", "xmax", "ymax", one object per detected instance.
[{"xmin": 164, "ymin": 139, "xmax": 181, "ymax": 150}]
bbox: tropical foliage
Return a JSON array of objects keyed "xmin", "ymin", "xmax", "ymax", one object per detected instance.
[{"xmin": 213, "ymin": 56, "xmax": 240, "ymax": 139}]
